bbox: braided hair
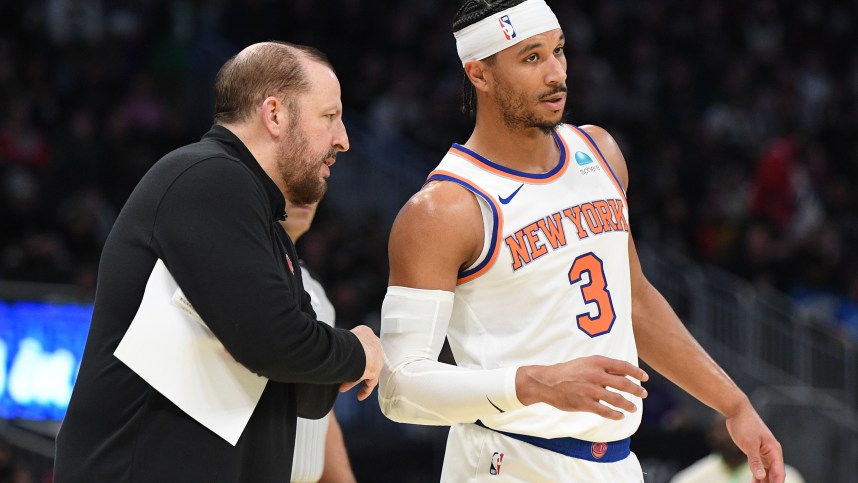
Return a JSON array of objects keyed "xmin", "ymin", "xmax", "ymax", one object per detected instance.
[{"xmin": 453, "ymin": 0, "xmax": 527, "ymax": 117}]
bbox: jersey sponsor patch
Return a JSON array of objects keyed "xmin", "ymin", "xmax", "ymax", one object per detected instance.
[
  {"xmin": 575, "ymin": 151, "xmax": 603, "ymax": 175},
  {"xmin": 574, "ymin": 151, "xmax": 594, "ymax": 166}
]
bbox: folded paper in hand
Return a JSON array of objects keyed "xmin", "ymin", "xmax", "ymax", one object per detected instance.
[{"xmin": 114, "ymin": 259, "xmax": 268, "ymax": 445}]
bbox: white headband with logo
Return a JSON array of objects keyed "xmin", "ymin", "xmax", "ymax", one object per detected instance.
[{"xmin": 454, "ymin": 0, "xmax": 560, "ymax": 66}]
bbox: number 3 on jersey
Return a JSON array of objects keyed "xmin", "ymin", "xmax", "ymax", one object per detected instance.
[{"xmin": 568, "ymin": 253, "xmax": 616, "ymax": 337}]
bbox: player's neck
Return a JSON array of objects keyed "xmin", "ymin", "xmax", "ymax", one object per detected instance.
[{"xmin": 464, "ymin": 117, "xmax": 560, "ymax": 174}]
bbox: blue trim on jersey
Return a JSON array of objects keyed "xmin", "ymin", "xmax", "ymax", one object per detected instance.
[
  {"xmin": 426, "ymin": 174, "xmax": 499, "ymax": 280},
  {"xmin": 567, "ymin": 124, "xmax": 626, "ymax": 196},
  {"xmin": 451, "ymin": 129, "xmax": 567, "ymax": 180},
  {"xmin": 475, "ymin": 420, "xmax": 631, "ymax": 463}
]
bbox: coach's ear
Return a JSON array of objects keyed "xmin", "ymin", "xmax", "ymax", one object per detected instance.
[
  {"xmin": 464, "ymin": 60, "xmax": 490, "ymax": 94},
  {"xmin": 260, "ymin": 96, "xmax": 289, "ymax": 138}
]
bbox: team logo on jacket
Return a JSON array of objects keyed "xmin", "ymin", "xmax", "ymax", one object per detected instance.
[
  {"xmin": 489, "ymin": 451, "xmax": 504, "ymax": 475},
  {"xmin": 591, "ymin": 442, "xmax": 607, "ymax": 459},
  {"xmin": 499, "ymin": 15, "xmax": 516, "ymax": 40}
]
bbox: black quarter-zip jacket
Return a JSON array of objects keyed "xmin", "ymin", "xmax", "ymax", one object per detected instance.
[{"xmin": 54, "ymin": 125, "xmax": 365, "ymax": 482}]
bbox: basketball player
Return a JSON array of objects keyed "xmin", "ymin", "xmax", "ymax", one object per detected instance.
[
  {"xmin": 281, "ymin": 200, "xmax": 356, "ymax": 483},
  {"xmin": 379, "ymin": 1, "xmax": 785, "ymax": 482}
]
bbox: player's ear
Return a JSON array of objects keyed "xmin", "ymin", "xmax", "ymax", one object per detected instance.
[{"xmin": 464, "ymin": 60, "xmax": 490, "ymax": 93}]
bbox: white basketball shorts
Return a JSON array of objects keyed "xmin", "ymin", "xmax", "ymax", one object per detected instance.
[{"xmin": 440, "ymin": 422, "xmax": 644, "ymax": 482}]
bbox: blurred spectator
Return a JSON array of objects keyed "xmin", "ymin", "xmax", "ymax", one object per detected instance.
[
  {"xmin": 0, "ymin": 99, "xmax": 51, "ymax": 170},
  {"xmin": 114, "ymin": 75, "xmax": 167, "ymax": 133},
  {"xmin": 749, "ymin": 137, "xmax": 825, "ymax": 241},
  {"xmin": 46, "ymin": 0, "xmax": 104, "ymax": 45},
  {"xmin": 670, "ymin": 414, "xmax": 805, "ymax": 483},
  {"xmin": 0, "ymin": 435, "xmax": 32, "ymax": 483},
  {"xmin": 836, "ymin": 273, "xmax": 858, "ymax": 340}
]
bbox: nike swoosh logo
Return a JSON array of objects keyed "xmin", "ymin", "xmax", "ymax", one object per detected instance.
[{"xmin": 498, "ymin": 184, "xmax": 524, "ymax": 205}]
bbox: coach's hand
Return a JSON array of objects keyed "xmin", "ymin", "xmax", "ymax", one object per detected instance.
[
  {"xmin": 340, "ymin": 325, "xmax": 383, "ymax": 401},
  {"xmin": 725, "ymin": 401, "xmax": 785, "ymax": 483},
  {"xmin": 515, "ymin": 355, "xmax": 649, "ymax": 420}
]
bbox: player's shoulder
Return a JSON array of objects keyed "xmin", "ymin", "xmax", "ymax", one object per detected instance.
[
  {"xmin": 577, "ymin": 124, "xmax": 622, "ymax": 163},
  {"xmin": 399, "ymin": 179, "xmax": 482, "ymax": 224},
  {"xmin": 577, "ymin": 124, "xmax": 629, "ymax": 190},
  {"xmin": 390, "ymin": 178, "xmax": 484, "ymax": 260}
]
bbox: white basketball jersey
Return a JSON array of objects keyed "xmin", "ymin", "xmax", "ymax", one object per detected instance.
[
  {"xmin": 428, "ymin": 124, "xmax": 641, "ymax": 443},
  {"xmin": 291, "ymin": 265, "xmax": 335, "ymax": 483}
]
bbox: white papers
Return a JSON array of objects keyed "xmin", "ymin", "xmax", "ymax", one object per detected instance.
[{"xmin": 114, "ymin": 259, "xmax": 268, "ymax": 445}]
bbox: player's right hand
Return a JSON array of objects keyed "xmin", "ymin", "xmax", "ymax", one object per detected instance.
[
  {"xmin": 339, "ymin": 325, "xmax": 383, "ymax": 401},
  {"xmin": 515, "ymin": 355, "xmax": 649, "ymax": 420}
]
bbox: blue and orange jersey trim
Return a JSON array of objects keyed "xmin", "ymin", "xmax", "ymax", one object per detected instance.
[
  {"xmin": 448, "ymin": 128, "xmax": 570, "ymax": 184},
  {"xmin": 566, "ymin": 124, "xmax": 627, "ymax": 206},
  {"xmin": 426, "ymin": 170, "xmax": 503, "ymax": 285}
]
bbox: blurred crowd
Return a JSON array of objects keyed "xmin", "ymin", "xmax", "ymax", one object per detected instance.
[
  {"xmin": 2, "ymin": 0, "xmax": 858, "ymax": 346},
  {"xmin": 2, "ymin": 1, "xmax": 855, "ymax": 481}
]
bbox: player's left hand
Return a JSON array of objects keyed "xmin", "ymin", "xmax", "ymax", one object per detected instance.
[{"xmin": 724, "ymin": 402, "xmax": 785, "ymax": 483}]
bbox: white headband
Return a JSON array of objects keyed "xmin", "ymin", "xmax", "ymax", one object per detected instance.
[{"xmin": 454, "ymin": 0, "xmax": 561, "ymax": 66}]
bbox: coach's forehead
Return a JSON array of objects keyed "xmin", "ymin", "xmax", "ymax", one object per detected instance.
[{"xmin": 294, "ymin": 58, "xmax": 342, "ymax": 112}]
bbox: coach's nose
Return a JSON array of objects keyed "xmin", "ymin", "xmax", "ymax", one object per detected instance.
[{"xmin": 334, "ymin": 118, "xmax": 349, "ymax": 153}]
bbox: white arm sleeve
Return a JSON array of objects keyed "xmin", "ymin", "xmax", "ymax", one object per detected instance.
[{"xmin": 379, "ymin": 286, "xmax": 524, "ymax": 425}]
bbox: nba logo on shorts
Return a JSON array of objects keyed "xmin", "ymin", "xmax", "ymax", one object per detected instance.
[
  {"xmin": 498, "ymin": 15, "xmax": 516, "ymax": 40},
  {"xmin": 489, "ymin": 451, "xmax": 504, "ymax": 475}
]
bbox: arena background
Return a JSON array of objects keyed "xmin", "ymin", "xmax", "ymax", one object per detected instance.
[{"xmin": 1, "ymin": 1, "xmax": 857, "ymax": 481}]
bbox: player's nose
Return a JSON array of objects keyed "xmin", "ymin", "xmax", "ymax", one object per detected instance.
[{"xmin": 545, "ymin": 55, "xmax": 567, "ymax": 86}]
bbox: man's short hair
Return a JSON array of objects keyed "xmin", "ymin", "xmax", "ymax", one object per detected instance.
[{"xmin": 213, "ymin": 41, "xmax": 333, "ymax": 125}]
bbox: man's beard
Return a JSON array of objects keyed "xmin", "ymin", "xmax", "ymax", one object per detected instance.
[
  {"xmin": 277, "ymin": 128, "xmax": 334, "ymax": 205},
  {"xmin": 493, "ymin": 77, "xmax": 567, "ymax": 134}
]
